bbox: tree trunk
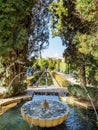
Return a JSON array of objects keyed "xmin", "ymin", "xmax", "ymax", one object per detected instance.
[{"xmin": 79, "ymin": 65, "xmax": 86, "ymax": 87}]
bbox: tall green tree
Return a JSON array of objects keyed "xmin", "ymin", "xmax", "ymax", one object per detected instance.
[
  {"xmin": 27, "ymin": 0, "xmax": 52, "ymax": 57},
  {"xmin": 0, "ymin": 0, "xmax": 35, "ymax": 86},
  {"xmin": 49, "ymin": 0, "xmax": 98, "ymax": 87},
  {"xmin": 47, "ymin": 58, "xmax": 56, "ymax": 70},
  {"xmin": 0, "ymin": 0, "xmax": 51, "ymax": 87}
]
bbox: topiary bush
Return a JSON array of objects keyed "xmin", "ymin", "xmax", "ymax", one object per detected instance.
[{"xmin": 3, "ymin": 83, "xmax": 27, "ymax": 98}]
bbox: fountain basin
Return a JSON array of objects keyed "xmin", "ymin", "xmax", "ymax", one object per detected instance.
[{"xmin": 21, "ymin": 100, "xmax": 69, "ymax": 127}]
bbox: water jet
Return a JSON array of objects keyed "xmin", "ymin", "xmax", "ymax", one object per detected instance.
[{"xmin": 21, "ymin": 99, "xmax": 69, "ymax": 127}]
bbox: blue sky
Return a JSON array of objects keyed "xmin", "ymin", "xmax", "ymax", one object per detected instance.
[{"xmin": 42, "ymin": 36, "xmax": 65, "ymax": 58}]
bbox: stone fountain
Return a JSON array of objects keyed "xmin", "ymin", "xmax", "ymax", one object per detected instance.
[
  {"xmin": 21, "ymin": 99, "xmax": 69, "ymax": 127},
  {"xmin": 21, "ymin": 70, "xmax": 69, "ymax": 127}
]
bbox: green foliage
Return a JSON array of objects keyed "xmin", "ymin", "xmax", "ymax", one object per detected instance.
[
  {"xmin": 55, "ymin": 59, "xmax": 61, "ymax": 71},
  {"xmin": 73, "ymin": 31, "xmax": 98, "ymax": 57},
  {"xmin": 34, "ymin": 58, "xmax": 57, "ymax": 70},
  {"xmin": 34, "ymin": 58, "xmax": 70, "ymax": 73},
  {"xmin": 76, "ymin": 0, "xmax": 98, "ymax": 22},
  {"xmin": 51, "ymin": 71, "xmax": 69, "ymax": 87},
  {"xmin": 0, "ymin": 57, "xmax": 4, "ymax": 74},
  {"xmin": 86, "ymin": 66, "xmax": 98, "ymax": 87},
  {"xmin": 68, "ymin": 84, "xmax": 87, "ymax": 98},
  {"xmin": 3, "ymin": 83, "xmax": 27, "ymax": 98},
  {"xmin": 0, "ymin": 56, "xmax": 8, "ymax": 86},
  {"xmin": 49, "ymin": 0, "xmax": 98, "ymax": 87},
  {"xmin": 68, "ymin": 84, "xmax": 98, "ymax": 100},
  {"xmin": 0, "ymin": 0, "xmax": 36, "ymax": 88},
  {"xmin": 29, "ymin": 70, "xmax": 44, "ymax": 85},
  {"xmin": 28, "ymin": 0, "xmax": 51, "ymax": 56},
  {"xmin": 39, "ymin": 72, "xmax": 53, "ymax": 86},
  {"xmin": 49, "ymin": 0, "xmax": 68, "ymax": 36},
  {"xmin": 59, "ymin": 62, "xmax": 68, "ymax": 73},
  {"xmin": 0, "ymin": 0, "xmax": 36, "ymax": 55},
  {"xmin": 34, "ymin": 58, "xmax": 49, "ymax": 69},
  {"xmin": 39, "ymin": 79, "xmax": 46, "ymax": 86},
  {"xmin": 47, "ymin": 58, "xmax": 56, "ymax": 70},
  {"xmin": 95, "ymin": 70, "xmax": 98, "ymax": 82},
  {"xmin": 73, "ymin": 31, "xmax": 98, "ymax": 86},
  {"xmin": 0, "ymin": 0, "xmax": 51, "ymax": 88}
]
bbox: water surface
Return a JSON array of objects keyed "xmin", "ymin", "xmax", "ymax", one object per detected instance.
[{"xmin": 0, "ymin": 95, "xmax": 97, "ymax": 130}]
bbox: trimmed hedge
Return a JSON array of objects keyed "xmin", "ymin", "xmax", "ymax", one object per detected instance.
[
  {"xmin": 39, "ymin": 72, "xmax": 53, "ymax": 86},
  {"xmin": 68, "ymin": 84, "xmax": 98, "ymax": 100},
  {"xmin": 51, "ymin": 71, "xmax": 69, "ymax": 87},
  {"xmin": 24, "ymin": 70, "xmax": 44, "ymax": 86},
  {"xmin": 30, "ymin": 70, "xmax": 44, "ymax": 85}
]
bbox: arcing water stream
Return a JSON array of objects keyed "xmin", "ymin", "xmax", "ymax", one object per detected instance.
[
  {"xmin": 7, "ymin": 72, "xmax": 25, "ymax": 88},
  {"xmin": 82, "ymin": 86, "xmax": 98, "ymax": 120},
  {"xmin": 0, "ymin": 69, "xmax": 98, "ymax": 129},
  {"xmin": 59, "ymin": 72, "xmax": 98, "ymax": 121},
  {"xmin": 1, "ymin": 60, "xmax": 25, "ymax": 87},
  {"xmin": 0, "ymin": 95, "xmax": 97, "ymax": 130}
]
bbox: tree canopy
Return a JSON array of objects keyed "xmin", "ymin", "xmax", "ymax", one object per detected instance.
[
  {"xmin": 49, "ymin": 0, "xmax": 98, "ymax": 87},
  {"xmin": 0, "ymin": 0, "xmax": 98, "ymax": 88},
  {"xmin": 0, "ymin": 0, "xmax": 51, "ymax": 86}
]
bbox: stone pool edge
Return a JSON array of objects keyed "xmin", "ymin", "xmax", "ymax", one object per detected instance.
[{"xmin": 0, "ymin": 95, "xmax": 32, "ymax": 115}]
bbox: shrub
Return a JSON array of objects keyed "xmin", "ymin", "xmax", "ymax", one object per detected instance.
[
  {"xmin": 24, "ymin": 70, "xmax": 44, "ymax": 86},
  {"xmin": 3, "ymin": 83, "xmax": 27, "ymax": 98},
  {"xmin": 39, "ymin": 79, "xmax": 46, "ymax": 86},
  {"xmin": 30, "ymin": 70, "xmax": 43, "ymax": 85},
  {"xmin": 68, "ymin": 84, "xmax": 98, "ymax": 100},
  {"xmin": 39, "ymin": 72, "xmax": 53, "ymax": 86}
]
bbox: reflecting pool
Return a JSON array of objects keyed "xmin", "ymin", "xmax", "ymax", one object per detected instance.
[{"xmin": 0, "ymin": 95, "xmax": 97, "ymax": 130}]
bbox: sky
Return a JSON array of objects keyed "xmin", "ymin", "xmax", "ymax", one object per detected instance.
[{"xmin": 42, "ymin": 35, "xmax": 66, "ymax": 58}]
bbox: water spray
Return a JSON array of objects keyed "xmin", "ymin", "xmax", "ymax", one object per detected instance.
[{"xmin": 83, "ymin": 86, "xmax": 98, "ymax": 124}]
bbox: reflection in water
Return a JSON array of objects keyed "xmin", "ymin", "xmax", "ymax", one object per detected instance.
[
  {"xmin": 32, "ymin": 95, "xmax": 59, "ymax": 101},
  {"xmin": 0, "ymin": 96, "xmax": 97, "ymax": 130},
  {"xmin": 66, "ymin": 108, "xmax": 97, "ymax": 130}
]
